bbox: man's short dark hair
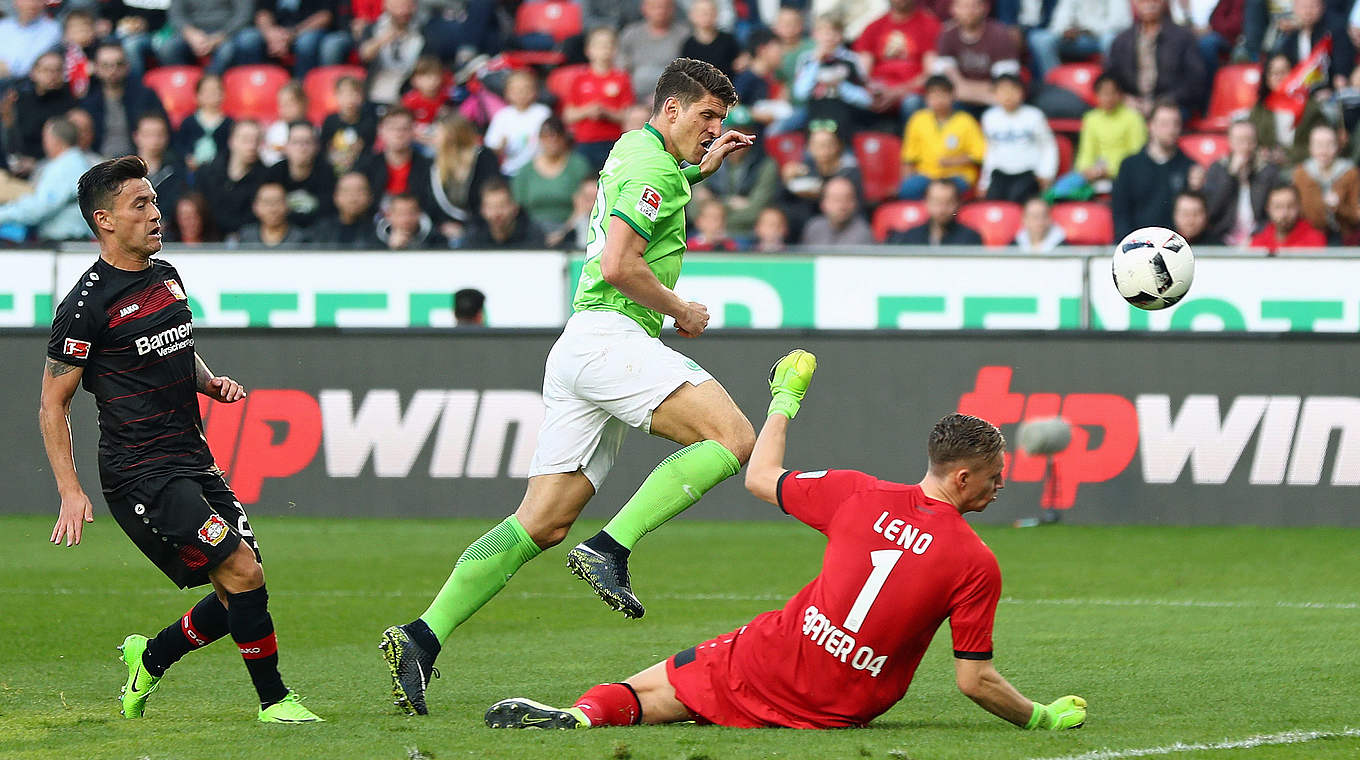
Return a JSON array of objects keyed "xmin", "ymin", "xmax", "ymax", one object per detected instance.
[
  {"xmin": 927, "ymin": 413, "xmax": 1006, "ymax": 471},
  {"xmin": 927, "ymin": 177, "xmax": 961, "ymax": 201},
  {"xmin": 992, "ymin": 72, "xmax": 1024, "ymax": 89},
  {"xmin": 746, "ymin": 28, "xmax": 778, "ymax": 55},
  {"xmin": 45, "ymin": 117, "xmax": 78, "ymax": 149},
  {"xmin": 481, "ymin": 177, "xmax": 514, "ymax": 201},
  {"xmin": 1268, "ymin": 182, "xmax": 1300, "ymax": 202},
  {"xmin": 652, "ymin": 57, "xmax": 737, "ymax": 115},
  {"xmin": 77, "ymin": 156, "xmax": 149, "ymax": 237},
  {"xmin": 1150, "ymin": 98, "xmax": 1181, "ymax": 122},
  {"xmin": 924, "ymin": 74, "xmax": 954, "ymax": 94},
  {"xmin": 388, "ymin": 192, "xmax": 420, "ymax": 208},
  {"xmin": 136, "ymin": 111, "xmax": 170, "ymax": 132},
  {"xmin": 1093, "ymin": 72, "xmax": 1121, "ymax": 93},
  {"xmin": 382, "ymin": 105, "xmax": 415, "ymax": 124},
  {"xmin": 454, "ymin": 288, "xmax": 485, "ymax": 320},
  {"xmin": 95, "ymin": 40, "xmax": 127, "ymax": 60},
  {"xmin": 288, "ymin": 120, "xmax": 316, "ymax": 137},
  {"xmin": 1175, "ymin": 189, "xmax": 1207, "ymax": 208}
]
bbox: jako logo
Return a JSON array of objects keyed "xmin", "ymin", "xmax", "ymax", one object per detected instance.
[
  {"xmin": 118, "ymin": 303, "xmax": 140, "ymax": 318},
  {"xmin": 957, "ymin": 366, "xmax": 1360, "ymax": 507},
  {"xmin": 199, "ymin": 389, "xmax": 543, "ymax": 503}
]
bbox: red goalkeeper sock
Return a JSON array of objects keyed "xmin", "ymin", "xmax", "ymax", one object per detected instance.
[{"xmin": 573, "ymin": 682, "xmax": 641, "ymax": 726}]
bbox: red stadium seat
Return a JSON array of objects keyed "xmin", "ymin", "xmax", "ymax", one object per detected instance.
[
  {"xmin": 852, "ymin": 131, "xmax": 902, "ymax": 204},
  {"xmin": 222, "ymin": 65, "xmax": 291, "ymax": 122},
  {"xmin": 514, "ymin": 0, "xmax": 583, "ymax": 43},
  {"xmin": 1051, "ymin": 202, "xmax": 1114, "ymax": 245},
  {"xmin": 1179, "ymin": 133, "xmax": 1230, "ymax": 167},
  {"xmin": 545, "ymin": 63, "xmax": 590, "ymax": 104},
  {"xmin": 1045, "ymin": 62, "xmax": 1101, "ymax": 106},
  {"xmin": 958, "ymin": 201, "xmax": 1023, "ymax": 247},
  {"xmin": 872, "ymin": 201, "xmax": 927, "ymax": 242},
  {"xmin": 303, "ymin": 65, "xmax": 367, "ymax": 126},
  {"xmin": 143, "ymin": 66, "xmax": 202, "ymax": 128},
  {"xmin": 1193, "ymin": 63, "xmax": 1262, "ymax": 132},
  {"xmin": 1055, "ymin": 133, "xmax": 1074, "ymax": 175},
  {"xmin": 764, "ymin": 131, "xmax": 806, "ymax": 167}
]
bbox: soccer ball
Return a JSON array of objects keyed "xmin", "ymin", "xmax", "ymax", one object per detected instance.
[{"xmin": 1111, "ymin": 227, "xmax": 1195, "ymax": 310}]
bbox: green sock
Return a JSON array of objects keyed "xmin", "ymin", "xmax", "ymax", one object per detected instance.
[
  {"xmin": 420, "ymin": 515, "xmax": 542, "ymax": 643},
  {"xmin": 602, "ymin": 440, "xmax": 741, "ymax": 550}
]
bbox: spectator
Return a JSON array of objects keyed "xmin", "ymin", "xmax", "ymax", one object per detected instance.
[
  {"xmin": 622, "ymin": 103, "xmax": 653, "ymax": 133},
  {"xmin": 1026, "ymin": 0, "xmax": 1130, "ymax": 80},
  {"xmin": 402, "ymin": 56, "xmax": 450, "ymax": 142},
  {"xmin": 321, "ymin": 76, "xmax": 380, "ymax": 173},
  {"xmin": 565, "ymin": 27, "xmax": 635, "ymax": 170},
  {"xmin": 348, "ymin": 0, "xmax": 385, "ymax": 44},
  {"xmin": 134, "ymin": 113, "xmax": 189, "ymax": 223},
  {"xmin": 266, "ymin": 121, "xmax": 337, "ymax": 229},
  {"xmin": 1250, "ymin": 182, "xmax": 1327, "ymax": 252},
  {"xmin": 174, "ymin": 74, "xmax": 233, "ymax": 171},
  {"xmin": 356, "ymin": 107, "xmax": 434, "ymax": 212},
  {"xmin": 166, "ymin": 190, "xmax": 222, "ymax": 244},
  {"xmin": 511, "ymin": 116, "xmax": 593, "ymax": 232},
  {"xmin": 0, "ymin": 118, "xmax": 90, "ymax": 241},
  {"xmin": 464, "ymin": 179, "xmax": 546, "ymax": 249},
  {"xmin": 692, "ymin": 107, "xmax": 779, "ymax": 238},
  {"xmin": 887, "ymin": 177, "xmax": 984, "ymax": 244},
  {"xmin": 311, "ymin": 171, "xmax": 381, "ymax": 247},
  {"xmin": 1273, "ymin": 0, "xmax": 1353, "ymax": 91},
  {"xmin": 0, "ymin": 0, "xmax": 61, "ymax": 82},
  {"xmin": 682, "ymin": 0, "xmax": 742, "ymax": 75},
  {"xmin": 159, "ymin": 0, "xmax": 262, "ymax": 74},
  {"xmin": 1173, "ymin": 190, "xmax": 1221, "ymax": 245},
  {"xmin": 359, "ymin": 0, "xmax": 426, "ymax": 105},
  {"xmin": 1107, "ymin": 0, "xmax": 1208, "ymax": 119},
  {"xmin": 261, "ymin": 82, "xmax": 309, "ymax": 167},
  {"xmin": 1014, "ymin": 197, "xmax": 1065, "ymax": 251},
  {"xmin": 110, "ymin": 0, "xmax": 172, "ymax": 82},
  {"xmin": 980, "ymin": 73, "xmax": 1057, "ymax": 202},
  {"xmin": 773, "ymin": 7, "xmax": 814, "ymax": 86},
  {"xmin": 734, "ymin": 30, "xmax": 793, "ymax": 133},
  {"xmin": 548, "ymin": 176, "xmax": 599, "ymax": 248},
  {"xmin": 426, "ymin": 113, "xmax": 503, "ymax": 239},
  {"xmin": 935, "ymin": 0, "xmax": 1021, "ymax": 113},
  {"xmin": 687, "ymin": 197, "xmax": 741, "ymax": 250},
  {"xmin": 752, "ymin": 205, "xmax": 791, "ymax": 251},
  {"xmin": 1247, "ymin": 52, "xmax": 1333, "ymax": 166},
  {"xmin": 1202, "ymin": 119, "xmax": 1282, "ymax": 245},
  {"xmin": 248, "ymin": 0, "xmax": 352, "ymax": 79},
  {"xmin": 233, "ymin": 181, "xmax": 311, "ymax": 246},
  {"xmin": 1293, "ymin": 123, "xmax": 1360, "ymax": 242},
  {"xmin": 779, "ymin": 121, "xmax": 862, "ymax": 237},
  {"xmin": 801, "ymin": 175, "xmax": 875, "ymax": 245},
  {"xmin": 64, "ymin": 108, "xmax": 104, "ymax": 165},
  {"xmin": 1, "ymin": 51, "xmax": 75, "ymax": 166},
  {"xmin": 1111, "ymin": 101, "xmax": 1198, "ymax": 238},
  {"xmin": 378, "ymin": 192, "xmax": 445, "ymax": 249},
  {"xmin": 485, "ymin": 70, "xmax": 551, "ymax": 176},
  {"xmin": 454, "ymin": 287, "xmax": 485, "ymax": 325},
  {"xmin": 1047, "ymin": 73, "xmax": 1148, "ymax": 201},
  {"xmin": 619, "ymin": 0, "xmax": 691, "ymax": 100},
  {"xmin": 60, "ymin": 9, "xmax": 98, "ymax": 99},
  {"xmin": 194, "ymin": 119, "xmax": 267, "ymax": 235},
  {"xmin": 853, "ymin": 0, "xmax": 942, "ymax": 118},
  {"xmin": 420, "ymin": 0, "xmax": 501, "ymax": 63},
  {"xmin": 899, "ymin": 75, "xmax": 986, "ymax": 199},
  {"xmin": 791, "ymin": 14, "xmax": 873, "ymax": 134},
  {"xmin": 80, "ymin": 41, "xmax": 166, "ymax": 162},
  {"xmin": 1169, "ymin": 0, "xmax": 1235, "ymax": 81}
]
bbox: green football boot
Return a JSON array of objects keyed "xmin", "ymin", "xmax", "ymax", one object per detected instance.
[
  {"xmin": 117, "ymin": 634, "xmax": 160, "ymax": 719},
  {"xmin": 258, "ymin": 691, "xmax": 324, "ymax": 723}
]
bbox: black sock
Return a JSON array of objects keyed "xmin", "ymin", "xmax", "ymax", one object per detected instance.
[
  {"xmin": 586, "ymin": 530, "xmax": 629, "ymax": 559},
  {"xmin": 405, "ymin": 618, "xmax": 441, "ymax": 656},
  {"xmin": 226, "ymin": 585, "xmax": 288, "ymax": 708},
  {"xmin": 143, "ymin": 592, "xmax": 229, "ymax": 677}
]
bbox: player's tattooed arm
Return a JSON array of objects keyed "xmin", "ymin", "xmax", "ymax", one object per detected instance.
[
  {"xmin": 194, "ymin": 352, "xmax": 214, "ymax": 392},
  {"xmin": 46, "ymin": 358, "xmax": 80, "ymax": 377},
  {"xmin": 195, "ymin": 352, "xmax": 247, "ymax": 402},
  {"xmin": 39, "ymin": 355, "xmax": 93, "ymax": 546}
]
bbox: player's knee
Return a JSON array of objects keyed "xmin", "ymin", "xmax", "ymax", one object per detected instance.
[
  {"xmin": 718, "ymin": 418, "xmax": 756, "ymax": 465},
  {"xmin": 211, "ymin": 542, "xmax": 264, "ymax": 593}
]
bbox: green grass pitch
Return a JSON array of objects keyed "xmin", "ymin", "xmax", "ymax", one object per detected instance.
[{"xmin": 2, "ymin": 515, "xmax": 1357, "ymax": 760}]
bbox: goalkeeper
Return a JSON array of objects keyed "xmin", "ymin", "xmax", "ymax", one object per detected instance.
[{"xmin": 485, "ymin": 350, "xmax": 1088, "ymax": 731}]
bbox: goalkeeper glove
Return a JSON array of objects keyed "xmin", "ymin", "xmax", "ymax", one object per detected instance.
[
  {"xmin": 1024, "ymin": 695, "xmax": 1086, "ymax": 730},
  {"xmin": 768, "ymin": 349, "xmax": 817, "ymax": 420}
]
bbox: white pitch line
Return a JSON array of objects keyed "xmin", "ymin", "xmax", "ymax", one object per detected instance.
[
  {"xmin": 1000, "ymin": 597, "xmax": 1359, "ymax": 611},
  {"xmin": 1031, "ymin": 727, "xmax": 1360, "ymax": 760}
]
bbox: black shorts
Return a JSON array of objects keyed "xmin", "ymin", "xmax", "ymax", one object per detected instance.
[{"xmin": 106, "ymin": 473, "xmax": 261, "ymax": 589}]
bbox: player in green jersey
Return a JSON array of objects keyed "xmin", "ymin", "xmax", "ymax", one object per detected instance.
[{"xmin": 380, "ymin": 58, "xmax": 757, "ymax": 716}]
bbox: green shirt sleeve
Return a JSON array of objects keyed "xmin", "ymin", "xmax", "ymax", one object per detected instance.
[
  {"xmin": 609, "ymin": 157, "xmax": 687, "ymax": 243},
  {"xmin": 682, "ymin": 165, "xmax": 704, "ymax": 184}
]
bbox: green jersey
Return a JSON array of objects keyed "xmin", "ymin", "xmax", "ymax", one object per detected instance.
[{"xmin": 573, "ymin": 124, "xmax": 703, "ymax": 337}]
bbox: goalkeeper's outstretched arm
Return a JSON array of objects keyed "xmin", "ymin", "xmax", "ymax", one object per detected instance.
[
  {"xmin": 746, "ymin": 349, "xmax": 817, "ymax": 505},
  {"xmin": 955, "ymin": 659, "xmax": 1087, "ymax": 730}
]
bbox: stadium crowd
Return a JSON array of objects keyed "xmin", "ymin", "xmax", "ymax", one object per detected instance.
[{"xmin": 1, "ymin": 0, "xmax": 1358, "ymax": 254}]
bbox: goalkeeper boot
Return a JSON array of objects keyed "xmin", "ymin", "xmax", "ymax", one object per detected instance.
[
  {"xmin": 566, "ymin": 535, "xmax": 645, "ymax": 619},
  {"xmin": 258, "ymin": 691, "xmax": 324, "ymax": 723},
  {"xmin": 380, "ymin": 624, "xmax": 439, "ymax": 716},
  {"xmin": 485, "ymin": 698, "xmax": 587, "ymax": 730},
  {"xmin": 768, "ymin": 349, "xmax": 817, "ymax": 419},
  {"xmin": 117, "ymin": 634, "xmax": 160, "ymax": 719}
]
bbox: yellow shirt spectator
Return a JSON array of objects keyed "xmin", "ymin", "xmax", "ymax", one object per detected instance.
[
  {"xmin": 901, "ymin": 109, "xmax": 987, "ymax": 186},
  {"xmin": 1073, "ymin": 103, "xmax": 1147, "ymax": 178}
]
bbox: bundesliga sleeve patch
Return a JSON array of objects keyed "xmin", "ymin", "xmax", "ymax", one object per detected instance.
[
  {"xmin": 198, "ymin": 514, "xmax": 230, "ymax": 546},
  {"xmin": 637, "ymin": 186, "xmax": 662, "ymax": 222},
  {"xmin": 63, "ymin": 338, "xmax": 91, "ymax": 359}
]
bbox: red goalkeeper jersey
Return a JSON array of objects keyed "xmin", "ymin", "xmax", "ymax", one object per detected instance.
[{"xmin": 728, "ymin": 469, "xmax": 1002, "ymax": 728}]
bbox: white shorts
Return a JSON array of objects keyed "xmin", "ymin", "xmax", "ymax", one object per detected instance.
[{"xmin": 528, "ymin": 310, "xmax": 714, "ymax": 489}]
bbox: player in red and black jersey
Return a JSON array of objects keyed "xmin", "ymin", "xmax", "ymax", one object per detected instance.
[
  {"xmin": 485, "ymin": 351, "xmax": 1087, "ymax": 733},
  {"xmin": 37, "ymin": 156, "xmax": 322, "ymax": 724}
]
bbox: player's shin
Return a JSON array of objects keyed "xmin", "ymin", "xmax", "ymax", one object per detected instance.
[
  {"xmin": 142, "ymin": 592, "xmax": 229, "ymax": 676},
  {"xmin": 573, "ymin": 682, "xmax": 642, "ymax": 727},
  {"xmin": 599, "ymin": 440, "xmax": 741, "ymax": 550},
  {"xmin": 419, "ymin": 515, "xmax": 543, "ymax": 644},
  {"xmin": 226, "ymin": 585, "xmax": 289, "ymax": 708}
]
